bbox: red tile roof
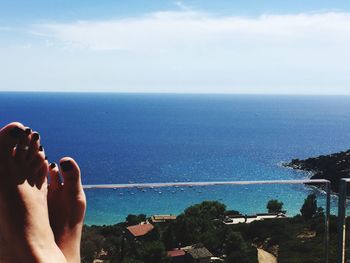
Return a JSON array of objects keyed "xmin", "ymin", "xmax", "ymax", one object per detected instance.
[
  {"xmin": 127, "ymin": 223, "xmax": 154, "ymax": 237},
  {"xmin": 167, "ymin": 250, "xmax": 186, "ymax": 257}
]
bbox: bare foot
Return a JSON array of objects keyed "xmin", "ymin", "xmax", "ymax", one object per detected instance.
[
  {"xmin": 48, "ymin": 157, "xmax": 86, "ymax": 263},
  {"xmin": 0, "ymin": 122, "xmax": 67, "ymax": 263}
]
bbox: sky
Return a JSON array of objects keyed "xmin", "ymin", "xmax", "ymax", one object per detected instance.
[{"xmin": 1, "ymin": 0, "xmax": 350, "ymax": 94}]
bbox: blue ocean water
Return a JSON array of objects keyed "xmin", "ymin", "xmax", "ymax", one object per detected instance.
[{"xmin": 1, "ymin": 93, "xmax": 350, "ymax": 225}]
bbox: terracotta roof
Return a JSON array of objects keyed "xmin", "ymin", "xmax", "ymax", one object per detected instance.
[
  {"xmin": 167, "ymin": 250, "xmax": 186, "ymax": 257},
  {"xmin": 127, "ymin": 223, "xmax": 154, "ymax": 237}
]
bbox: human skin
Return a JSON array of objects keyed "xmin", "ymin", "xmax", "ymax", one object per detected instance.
[
  {"xmin": 0, "ymin": 122, "xmax": 67, "ymax": 263},
  {"xmin": 48, "ymin": 157, "xmax": 86, "ymax": 263}
]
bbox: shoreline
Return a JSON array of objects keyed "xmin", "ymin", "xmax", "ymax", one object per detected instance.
[{"xmin": 283, "ymin": 149, "xmax": 350, "ymax": 193}]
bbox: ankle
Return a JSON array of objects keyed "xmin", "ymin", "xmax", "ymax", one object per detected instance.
[
  {"xmin": 31, "ymin": 245, "xmax": 67, "ymax": 263},
  {"xmin": 57, "ymin": 234, "xmax": 81, "ymax": 263},
  {"xmin": 20, "ymin": 232, "xmax": 67, "ymax": 263}
]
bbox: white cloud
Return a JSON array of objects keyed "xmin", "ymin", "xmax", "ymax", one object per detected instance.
[
  {"xmin": 1, "ymin": 10, "xmax": 350, "ymax": 93},
  {"xmin": 34, "ymin": 11, "xmax": 350, "ymax": 52}
]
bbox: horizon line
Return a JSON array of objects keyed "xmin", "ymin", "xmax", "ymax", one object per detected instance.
[{"xmin": 1, "ymin": 91, "xmax": 350, "ymax": 96}]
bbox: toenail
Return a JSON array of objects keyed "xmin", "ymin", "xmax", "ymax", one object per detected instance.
[
  {"xmin": 16, "ymin": 144, "xmax": 29, "ymax": 151},
  {"xmin": 60, "ymin": 160, "xmax": 73, "ymax": 172},
  {"xmin": 10, "ymin": 127, "xmax": 25, "ymax": 139},
  {"xmin": 39, "ymin": 145, "xmax": 43, "ymax": 151},
  {"xmin": 49, "ymin": 163, "xmax": 56, "ymax": 169},
  {"xmin": 32, "ymin": 133, "xmax": 40, "ymax": 141},
  {"xmin": 25, "ymin": 127, "xmax": 32, "ymax": 135}
]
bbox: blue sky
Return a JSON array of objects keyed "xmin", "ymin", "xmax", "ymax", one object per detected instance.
[
  {"xmin": 1, "ymin": 1, "xmax": 350, "ymax": 94},
  {"xmin": 1, "ymin": 0, "xmax": 350, "ymax": 23}
]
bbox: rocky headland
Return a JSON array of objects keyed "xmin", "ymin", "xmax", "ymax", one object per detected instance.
[{"xmin": 284, "ymin": 150, "xmax": 350, "ymax": 193}]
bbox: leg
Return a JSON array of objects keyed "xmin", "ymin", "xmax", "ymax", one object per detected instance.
[
  {"xmin": 48, "ymin": 157, "xmax": 86, "ymax": 263},
  {"xmin": 0, "ymin": 122, "xmax": 67, "ymax": 263}
]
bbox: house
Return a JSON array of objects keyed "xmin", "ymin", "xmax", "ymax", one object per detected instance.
[
  {"xmin": 223, "ymin": 214, "xmax": 246, "ymax": 224},
  {"xmin": 245, "ymin": 215, "xmax": 259, "ymax": 223},
  {"xmin": 168, "ymin": 244, "xmax": 213, "ymax": 263},
  {"xmin": 223, "ymin": 212, "xmax": 287, "ymax": 225},
  {"xmin": 151, "ymin": 214, "xmax": 177, "ymax": 223},
  {"xmin": 167, "ymin": 249, "xmax": 186, "ymax": 263},
  {"xmin": 185, "ymin": 244, "xmax": 213, "ymax": 263},
  {"xmin": 126, "ymin": 222, "xmax": 155, "ymax": 239},
  {"xmin": 256, "ymin": 212, "xmax": 287, "ymax": 220}
]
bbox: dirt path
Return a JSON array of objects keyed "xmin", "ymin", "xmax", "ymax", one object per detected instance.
[{"xmin": 257, "ymin": 248, "xmax": 277, "ymax": 263}]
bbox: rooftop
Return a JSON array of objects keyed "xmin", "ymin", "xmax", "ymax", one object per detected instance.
[
  {"xmin": 126, "ymin": 223, "xmax": 154, "ymax": 237},
  {"xmin": 167, "ymin": 249, "xmax": 186, "ymax": 257},
  {"xmin": 187, "ymin": 246, "xmax": 213, "ymax": 259},
  {"xmin": 151, "ymin": 215, "xmax": 177, "ymax": 223}
]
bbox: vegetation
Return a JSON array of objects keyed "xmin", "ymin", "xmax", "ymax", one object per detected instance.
[
  {"xmin": 81, "ymin": 195, "xmax": 339, "ymax": 263},
  {"xmin": 300, "ymin": 194, "xmax": 318, "ymax": 220},
  {"xmin": 284, "ymin": 149, "xmax": 350, "ymax": 192},
  {"xmin": 126, "ymin": 214, "xmax": 147, "ymax": 226},
  {"xmin": 267, "ymin": 199, "xmax": 284, "ymax": 213}
]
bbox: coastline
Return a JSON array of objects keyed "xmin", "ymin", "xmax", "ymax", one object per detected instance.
[{"xmin": 283, "ymin": 150, "xmax": 350, "ymax": 193}]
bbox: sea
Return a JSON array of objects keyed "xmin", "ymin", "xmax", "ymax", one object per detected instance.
[{"xmin": 1, "ymin": 92, "xmax": 350, "ymax": 225}]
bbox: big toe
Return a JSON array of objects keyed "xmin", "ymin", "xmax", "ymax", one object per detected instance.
[
  {"xmin": 60, "ymin": 157, "xmax": 83, "ymax": 192},
  {"xmin": 0, "ymin": 122, "xmax": 26, "ymax": 159},
  {"xmin": 59, "ymin": 157, "xmax": 86, "ymax": 223}
]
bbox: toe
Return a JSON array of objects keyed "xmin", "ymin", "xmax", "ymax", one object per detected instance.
[
  {"xmin": 59, "ymin": 157, "xmax": 86, "ymax": 225},
  {"xmin": 0, "ymin": 122, "xmax": 26, "ymax": 159},
  {"xmin": 29, "ymin": 149, "xmax": 47, "ymax": 176},
  {"xmin": 27, "ymin": 132, "xmax": 40, "ymax": 161},
  {"xmin": 14, "ymin": 126, "xmax": 32, "ymax": 162},
  {"xmin": 60, "ymin": 157, "xmax": 82, "ymax": 192},
  {"xmin": 34, "ymin": 161, "xmax": 49, "ymax": 189},
  {"xmin": 49, "ymin": 163, "xmax": 62, "ymax": 191}
]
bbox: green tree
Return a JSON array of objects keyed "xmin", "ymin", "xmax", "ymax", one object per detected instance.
[
  {"xmin": 225, "ymin": 230, "xmax": 257, "ymax": 263},
  {"xmin": 122, "ymin": 258, "xmax": 143, "ymax": 263},
  {"xmin": 300, "ymin": 194, "xmax": 317, "ymax": 220},
  {"xmin": 184, "ymin": 201, "xmax": 226, "ymax": 220},
  {"xmin": 162, "ymin": 224, "xmax": 177, "ymax": 249},
  {"xmin": 266, "ymin": 199, "xmax": 284, "ymax": 213},
  {"xmin": 139, "ymin": 241, "xmax": 170, "ymax": 263},
  {"xmin": 81, "ymin": 227, "xmax": 104, "ymax": 263},
  {"xmin": 125, "ymin": 214, "xmax": 147, "ymax": 226},
  {"xmin": 163, "ymin": 201, "xmax": 227, "ymax": 247}
]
